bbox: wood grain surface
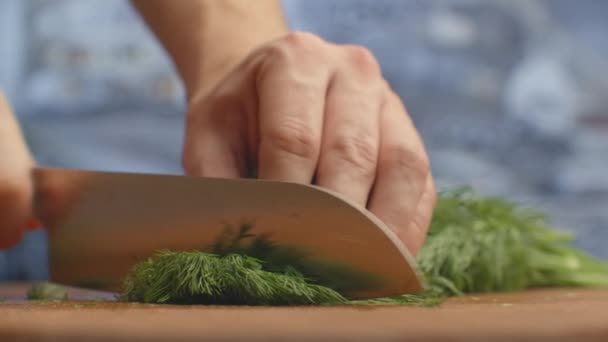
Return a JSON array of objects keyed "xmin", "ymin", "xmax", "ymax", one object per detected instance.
[{"xmin": 1, "ymin": 283, "xmax": 607, "ymax": 341}]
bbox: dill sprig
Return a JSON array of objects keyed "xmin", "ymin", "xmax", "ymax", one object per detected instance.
[
  {"xmin": 208, "ymin": 223, "xmax": 383, "ymax": 294},
  {"xmin": 119, "ymin": 251, "xmax": 347, "ymax": 305},
  {"xmin": 419, "ymin": 188, "xmax": 608, "ymax": 294},
  {"xmin": 363, "ymin": 188, "xmax": 608, "ymax": 305},
  {"xmin": 120, "ymin": 188, "xmax": 608, "ymax": 306},
  {"xmin": 349, "ymin": 286, "xmax": 446, "ymax": 307},
  {"xmin": 26, "ymin": 282, "xmax": 69, "ymax": 301}
]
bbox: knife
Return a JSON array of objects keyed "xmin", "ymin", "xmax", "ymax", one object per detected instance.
[{"xmin": 31, "ymin": 167, "xmax": 424, "ymax": 300}]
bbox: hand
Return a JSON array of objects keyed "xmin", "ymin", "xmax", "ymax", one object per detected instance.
[
  {"xmin": 0, "ymin": 91, "xmax": 38, "ymax": 249},
  {"xmin": 182, "ymin": 32, "xmax": 436, "ymax": 255}
]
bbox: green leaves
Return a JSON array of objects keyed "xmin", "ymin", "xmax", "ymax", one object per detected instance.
[
  {"xmin": 367, "ymin": 188, "xmax": 608, "ymax": 304},
  {"xmin": 119, "ymin": 251, "xmax": 347, "ymax": 305},
  {"xmin": 119, "ymin": 187, "xmax": 608, "ymax": 306},
  {"xmin": 26, "ymin": 282, "xmax": 69, "ymax": 301},
  {"xmin": 418, "ymin": 188, "xmax": 608, "ymax": 295},
  {"xmin": 208, "ymin": 223, "xmax": 383, "ymax": 294}
]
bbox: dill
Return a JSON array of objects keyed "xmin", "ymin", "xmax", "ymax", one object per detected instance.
[
  {"xmin": 361, "ymin": 188, "xmax": 608, "ymax": 305},
  {"xmin": 419, "ymin": 188, "xmax": 608, "ymax": 294},
  {"xmin": 26, "ymin": 282, "xmax": 69, "ymax": 301},
  {"xmin": 120, "ymin": 188, "xmax": 608, "ymax": 306},
  {"xmin": 119, "ymin": 251, "xmax": 347, "ymax": 305},
  {"xmin": 209, "ymin": 223, "xmax": 383, "ymax": 294}
]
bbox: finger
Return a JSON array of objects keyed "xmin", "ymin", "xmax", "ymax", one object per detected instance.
[
  {"xmin": 181, "ymin": 59, "xmax": 260, "ymax": 179},
  {"xmin": 0, "ymin": 91, "xmax": 35, "ymax": 249},
  {"xmin": 315, "ymin": 57, "xmax": 383, "ymax": 206},
  {"xmin": 368, "ymin": 91, "xmax": 431, "ymax": 253},
  {"xmin": 181, "ymin": 49, "xmax": 275, "ymax": 179},
  {"xmin": 182, "ymin": 100, "xmax": 250, "ymax": 178},
  {"xmin": 256, "ymin": 38, "xmax": 331, "ymax": 183},
  {"xmin": 402, "ymin": 175, "xmax": 436, "ymax": 255}
]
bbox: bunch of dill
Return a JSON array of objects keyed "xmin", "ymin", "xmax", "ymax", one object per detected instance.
[
  {"xmin": 120, "ymin": 188, "xmax": 608, "ymax": 306},
  {"xmin": 119, "ymin": 251, "xmax": 347, "ymax": 305},
  {"xmin": 362, "ymin": 188, "xmax": 608, "ymax": 305}
]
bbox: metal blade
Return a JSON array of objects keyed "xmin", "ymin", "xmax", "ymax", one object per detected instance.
[{"xmin": 32, "ymin": 167, "xmax": 424, "ymax": 299}]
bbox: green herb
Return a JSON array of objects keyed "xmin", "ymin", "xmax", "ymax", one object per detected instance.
[
  {"xmin": 209, "ymin": 223, "xmax": 383, "ymax": 294},
  {"xmin": 26, "ymin": 282, "xmax": 69, "ymax": 301},
  {"xmin": 120, "ymin": 188, "xmax": 608, "ymax": 306},
  {"xmin": 363, "ymin": 188, "xmax": 608, "ymax": 305},
  {"xmin": 119, "ymin": 251, "xmax": 347, "ymax": 305},
  {"xmin": 420, "ymin": 188, "xmax": 608, "ymax": 293},
  {"xmin": 350, "ymin": 287, "xmax": 446, "ymax": 307}
]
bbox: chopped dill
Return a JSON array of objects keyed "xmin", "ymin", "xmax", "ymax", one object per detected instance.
[
  {"xmin": 119, "ymin": 251, "xmax": 347, "ymax": 305},
  {"xmin": 26, "ymin": 282, "xmax": 69, "ymax": 301}
]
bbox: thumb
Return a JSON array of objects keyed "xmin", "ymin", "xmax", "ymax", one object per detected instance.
[{"xmin": 0, "ymin": 91, "xmax": 36, "ymax": 249}]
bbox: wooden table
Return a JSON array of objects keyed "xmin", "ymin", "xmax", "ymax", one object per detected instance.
[{"xmin": 1, "ymin": 283, "xmax": 607, "ymax": 341}]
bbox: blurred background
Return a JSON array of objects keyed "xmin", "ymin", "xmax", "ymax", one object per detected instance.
[{"xmin": 0, "ymin": 0, "xmax": 607, "ymax": 280}]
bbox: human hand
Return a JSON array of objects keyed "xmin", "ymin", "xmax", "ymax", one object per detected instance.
[
  {"xmin": 182, "ymin": 32, "xmax": 436, "ymax": 255},
  {"xmin": 0, "ymin": 91, "xmax": 39, "ymax": 249}
]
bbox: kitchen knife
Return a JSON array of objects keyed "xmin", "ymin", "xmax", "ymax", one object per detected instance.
[{"xmin": 32, "ymin": 167, "xmax": 424, "ymax": 299}]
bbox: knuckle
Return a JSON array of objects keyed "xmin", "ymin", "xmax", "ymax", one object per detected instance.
[
  {"xmin": 264, "ymin": 32, "xmax": 325, "ymax": 68},
  {"xmin": 383, "ymin": 145, "xmax": 430, "ymax": 181},
  {"xmin": 281, "ymin": 31, "xmax": 324, "ymax": 50},
  {"xmin": 266, "ymin": 119, "xmax": 318, "ymax": 160},
  {"xmin": 344, "ymin": 45, "xmax": 381, "ymax": 76},
  {"xmin": 330, "ymin": 133, "xmax": 378, "ymax": 177}
]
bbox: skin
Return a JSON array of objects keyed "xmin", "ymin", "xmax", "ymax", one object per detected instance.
[
  {"xmin": 0, "ymin": 92, "xmax": 36, "ymax": 249},
  {"xmin": 0, "ymin": 0, "xmax": 435, "ymax": 255}
]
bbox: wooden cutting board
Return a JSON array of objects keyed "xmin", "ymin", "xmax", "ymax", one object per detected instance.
[{"xmin": 1, "ymin": 283, "xmax": 607, "ymax": 341}]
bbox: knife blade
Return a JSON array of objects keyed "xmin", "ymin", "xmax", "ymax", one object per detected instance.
[{"xmin": 31, "ymin": 167, "xmax": 424, "ymax": 299}]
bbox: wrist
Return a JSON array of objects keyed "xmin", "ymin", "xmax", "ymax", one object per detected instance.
[
  {"xmin": 183, "ymin": 35, "xmax": 270, "ymax": 103},
  {"xmin": 173, "ymin": 3, "xmax": 289, "ymax": 102},
  {"xmin": 132, "ymin": 0, "xmax": 289, "ymax": 104}
]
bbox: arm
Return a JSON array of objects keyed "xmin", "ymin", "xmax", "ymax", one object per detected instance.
[{"xmin": 130, "ymin": 0, "xmax": 289, "ymax": 100}]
